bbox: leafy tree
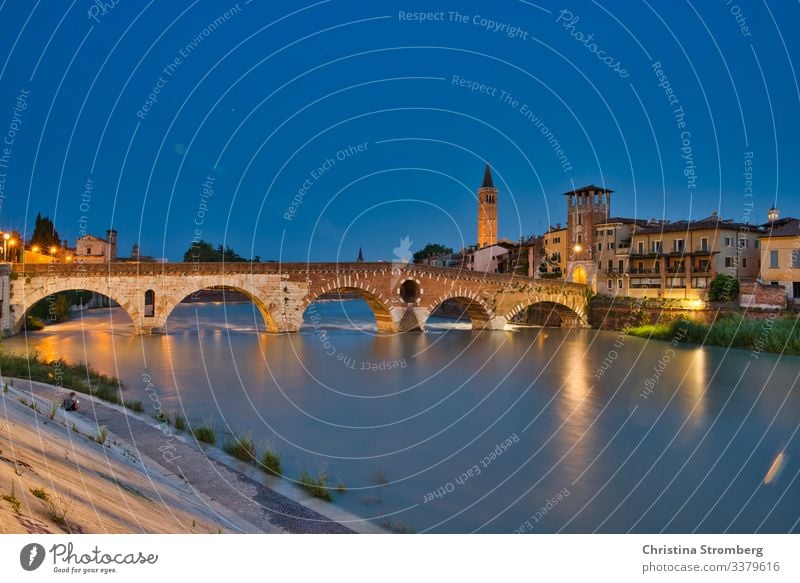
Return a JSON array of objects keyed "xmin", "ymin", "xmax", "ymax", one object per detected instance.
[
  {"xmin": 183, "ymin": 240, "xmax": 251, "ymax": 262},
  {"xmin": 708, "ymin": 273, "xmax": 739, "ymax": 302},
  {"xmin": 412, "ymin": 243, "xmax": 454, "ymax": 263},
  {"xmin": 29, "ymin": 213, "xmax": 61, "ymax": 249}
]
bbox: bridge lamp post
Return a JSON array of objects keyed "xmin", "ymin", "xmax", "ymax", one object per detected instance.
[
  {"xmin": 7, "ymin": 238, "xmax": 16, "ymax": 262},
  {"xmin": 1, "ymin": 232, "xmax": 9, "ymax": 262}
]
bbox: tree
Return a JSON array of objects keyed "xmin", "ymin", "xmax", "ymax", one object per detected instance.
[
  {"xmin": 29, "ymin": 213, "xmax": 61, "ymax": 248},
  {"xmin": 708, "ymin": 273, "xmax": 739, "ymax": 302},
  {"xmin": 412, "ymin": 243, "xmax": 454, "ymax": 263},
  {"xmin": 183, "ymin": 240, "xmax": 251, "ymax": 262}
]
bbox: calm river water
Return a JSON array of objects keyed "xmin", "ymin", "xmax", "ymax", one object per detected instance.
[{"xmin": 5, "ymin": 301, "xmax": 799, "ymax": 533}]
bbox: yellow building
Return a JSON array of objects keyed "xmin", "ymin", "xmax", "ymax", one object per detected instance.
[
  {"xmin": 541, "ymin": 225, "xmax": 567, "ymax": 277},
  {"xmin": 759, "ymin": 216, "xmax": 800, "ymax": 302},
  {"xmin": 598, "ymin": 214, "xmax": 762, "ymax": 300}
]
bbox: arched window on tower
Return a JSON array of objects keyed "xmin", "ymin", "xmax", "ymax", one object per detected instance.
[{"xmin": 144, "ymin": 289, "xmax": 155, "ymax": 318}]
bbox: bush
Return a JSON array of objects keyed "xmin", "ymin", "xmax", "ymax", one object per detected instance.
[
  {"xmin": 260, "ymin": 449, "xmax": 282, "ymax": 475},
  {"xmin": 297, "ymin": 470, "xmax": 331, "ymax": 501},
  {"xmin": 192, "ymin": 421, "xmax": 216, "ymax": 445},
  {"xmin": 124, "ymin": 400, "xmax": 144, "ymax": 412},
  {"xmin": 708, "ymin": 274, "xmax": 739, "ymax": 302},
  {"xmin": 223, "ymin": 434, "xmax": 256, "ymax": 462},
  {"xmin": 174, "ymin": 414, "xmax": 187, "ymax": 431},
  {"xmin": 25, "ymin": 316, "xmax": 45, "ymax": 330}
]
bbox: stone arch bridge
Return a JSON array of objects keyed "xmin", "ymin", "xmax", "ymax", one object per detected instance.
[{"xmin": 2, "ymin": 263, "xmax": 591, "ymax": 336}]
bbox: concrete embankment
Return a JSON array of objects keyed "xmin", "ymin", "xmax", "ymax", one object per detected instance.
[{"xmin": 1, "ymin": 378, "xmax": 381, "ymax": 534}]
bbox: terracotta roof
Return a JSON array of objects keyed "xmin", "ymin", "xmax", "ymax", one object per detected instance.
[
  {"xmin": 635, "ymin": 215, "xmax": 762, "ymax": 235},
  {"xmin": 597, "ymin": 217, "xmax": 649, "ymax": 226},
  {"xmin": 759, "ymin": 218, "xmax": 800, "ymax": 238}
]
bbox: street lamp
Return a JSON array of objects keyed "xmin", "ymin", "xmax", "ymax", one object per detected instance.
[
  {"xmin": 32, "ymin": 245, "xmax": 40, "ymax": 253},
  {"xmin": 1, "ymin": 232, "xmax": 9, "ymax": 262}
]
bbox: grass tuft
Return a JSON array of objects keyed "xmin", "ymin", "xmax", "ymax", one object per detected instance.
[
  {"xmin": 30, "ymin": 486, "xmax": 50, "ymax": 501},
  {"xmin": 173, "ymin": 414, "xmax": 187, "ymax": 431},
  {"xmin": 191, "ymin": 420, "xmax": 216, "ymax": 445},
  {"xmin": 222, "ymin": 434, "xmax": 256, "ymax": 462},
  {"xmin": 297, "ymin": 470, "xmax": 332, "ymax": 501},
  {"xmin": 124, "ymin": 400, "xmax": 144, "ymax": 413},
  {"xmin": 259, "ymin": 449, "xmax": 282, "ymax": 476}
]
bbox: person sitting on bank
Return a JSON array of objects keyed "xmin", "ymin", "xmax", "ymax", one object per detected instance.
[{"xmin": 62, "ymin": 392, "xmax": 79, "ymax": 411}]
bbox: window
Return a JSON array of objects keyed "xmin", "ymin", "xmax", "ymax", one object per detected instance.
[
  {"xmin": 652, "ymin": 241, "xmax": 662, "ymax": 253},
  {"xmin": 144, "ymin": 290, "xmax": 155, "ymax": 318},
  {"xmin": 597, "ymin": 243, "xmax": 602, "ymax": 251},
  {"xmin": 618, "ymin": 260, "xmax": 624, "ymax": 272},
  {"xmin": 792, "ymin": 250, "xmax": 800, "ymax": 268},
  {"xmin": 618, "ymin": 279, "xmax": 623, "ymax": 289},
  {"xmin": 770, "ymin": 250, "xmax": 779, "ymax": 268},
  {"xmin": 577, "ymin": 235, "xmax": 582, "ymax": 243},
  {"xmin": 637, "ymin": 242, "xmax": 644, "ymax": 254},
  {"xmin": 578, "ymin": 214, "xmax": 582, "ymax": 225},
  {"xmin": 607, "ymin": 279, "xmax": 613, "ymax": 289},
  {"xmin": 87, "ymin": 247, "xmax": 92, "ymax": 255},
  {"xmin": 607, "ymin": 242, "xmax": 614, "ymax": 250},
  {"xmin": 755, "ymin": 240, "xmax": 760, "ymax": 248},
  {"xmin": 725, "ymin": 257, "xmax": 733, "ymax": 268},
  {"xmin": 700, "ymin": 237, "xmax": 709, "ymax": 252},
  {"xmin": 607, "ymin": 260, "xmax": 613, "ymax": 272},
  {"xmin": 742, "ymin": 258, "xmax": 747, "ymax": 268},
  {"xmin": 739, "ymin": 238, "xmax": 748, "ymax": 248},
  {"xmin": 674, "ymin": 239, "xmax": 684, "ymax": 252},
  {"xmin": 725, "ymin": 236, "xmax": 732, "ymax": 247},
  {"xmin": 607, "ymin": 229, "xmax": 613, "ymax": 236}
]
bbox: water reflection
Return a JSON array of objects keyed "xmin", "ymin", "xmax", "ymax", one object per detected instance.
[{"xmin": 3, "ymin": 302, "xmax": 798, "ymax": 533}]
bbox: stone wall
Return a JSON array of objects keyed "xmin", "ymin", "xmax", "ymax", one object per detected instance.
[{"xmin": 740, "ymin": 281, "xmax": 787, "ymax": 310}]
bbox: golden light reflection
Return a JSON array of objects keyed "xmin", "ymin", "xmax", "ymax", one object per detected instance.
[{"xmin": 763, "ymin": 452, "xmax": 786, "ymax": 485}]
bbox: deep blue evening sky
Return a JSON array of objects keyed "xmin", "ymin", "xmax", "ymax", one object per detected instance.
[{"xmin": 0, "ymin": 0, "xmax": 797, "ymax": 262}]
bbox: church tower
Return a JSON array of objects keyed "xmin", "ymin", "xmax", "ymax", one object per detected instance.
[{"xmin": 477, "ymin": 163, "xmax": 498, "ymax": 248}]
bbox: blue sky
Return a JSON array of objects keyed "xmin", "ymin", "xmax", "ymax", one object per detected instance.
[{"xmin": 0, "ymin": 0, "xmax": 797, "ymax": 261}]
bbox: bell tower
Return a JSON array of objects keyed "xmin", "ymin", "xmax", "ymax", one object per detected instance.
[{"xmin": 477, "ymin": 163, "xmax": 498, "ymax": 248}]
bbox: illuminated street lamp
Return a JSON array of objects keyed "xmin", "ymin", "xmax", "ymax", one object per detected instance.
[
  {"xmin": 32, "ymin": 245, "xmax": 40, "ymax": 253},
  {"xmin": 1, "ymin": 232, "xmax": 10, "ymax": 262},
  {"xmin": 573, "ymin": 243, "xmax": 583, "ymax": 254},
  {"xmin": 49, "ymin": 246, "xmax": 58, "ymax": 255}
]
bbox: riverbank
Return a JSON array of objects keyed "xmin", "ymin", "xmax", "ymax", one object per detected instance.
[
  {"xmin": 0, "ymin": 376, "xmax": 383, "ymax": 534},
  {"xmin": 0, "ymin": 378, "xmax": 257, "ymax": 533},
  {"xmin": 626, "ymin": 315, "xmax": 800, "ymax": 355}
]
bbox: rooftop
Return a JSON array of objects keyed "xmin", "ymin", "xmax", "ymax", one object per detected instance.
[{"xmin": 563, "ymin": 184, "xmax": 614, "ymax": 195}]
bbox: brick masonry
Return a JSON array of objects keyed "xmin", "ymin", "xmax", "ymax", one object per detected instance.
[{"xmin": 2, "ymin": 262, "xmax": 591, "ymax": 336}]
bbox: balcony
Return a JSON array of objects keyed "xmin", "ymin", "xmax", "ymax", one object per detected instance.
[
  {"xmin": 691, "ymin": 265, "xmax": 712, "ymax": 274},
  {"xmin": 628, "ymin": 268, "xmax": 660, "ymax": 275}
]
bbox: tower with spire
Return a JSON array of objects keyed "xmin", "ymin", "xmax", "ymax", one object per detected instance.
[
  {"xmin": 477, "ymin": 163, "xmax": 498, "ymax": 248},
  {"xmin": 355, "ymin": 247, "xmax": 364, "ymax": 262}
]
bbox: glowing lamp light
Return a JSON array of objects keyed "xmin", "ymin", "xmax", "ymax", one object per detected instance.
[
  {"xmin": 65, "ymin": 255, "xmax": 72, "ymax": 262},
  {"xmin": 573, "ymin": 243, "xmax": 583, "ymax": 253},
  {"xmin": 32, "ymin": 245, "xmax": 40, "ymax": 253},
  {"xmin": 49, "ymin": 246, "xmax": 58, "ymax": 255},
  {"xmin": 2, "ymin": 233, "xmax": 9, "ymax": 241},
  {"xmin": 8, "ymin": 239, "xmax": 15, "ymax": 246}
]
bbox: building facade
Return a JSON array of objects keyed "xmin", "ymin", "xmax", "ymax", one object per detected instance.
[
  {"xmin": 596, "ymin": 214, "xmax": 762, "ymax": 300},
  {"xmin": 564, "ymin": 185, "xmax": 612, "ymax": 284},
  {"xmin": 759, "ymin": 216, "xmax": 800, "ymax": 302},
  {"xmin": 541, "ymin": 225, "xmax": 567, "ymax": 277},
  {"xmin": 75, "ymin": 229, "xmax": 118, "ymax": 263}
]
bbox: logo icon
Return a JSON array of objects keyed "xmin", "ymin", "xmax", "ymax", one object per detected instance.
[{"xmin": 20, "ymin": 543, "xmax": 46, "ymax": 571}]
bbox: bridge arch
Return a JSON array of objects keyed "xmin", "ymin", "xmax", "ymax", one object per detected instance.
[
  {"xmin": 303, "ymin": 284, "xmax": 396, "ymax": 333},
  {"xmin": 426, "ymin": 293, "xmax": 494, "ymax": 330},
  {"xmin": 505, "ymin": 300, "xmax": 585, "ymax": 328},
  {"xmin": 162, "ymin": 284, "xmax": 281, "ymax": 333},
  {"xmin": 10, "ymin": 280, "xmax": 141, "ymax": 333}
]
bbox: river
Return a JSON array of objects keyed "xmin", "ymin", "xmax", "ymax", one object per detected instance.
[{"xmin": 4, "ymin": 301, "xmax": 799, "ymax": 533}]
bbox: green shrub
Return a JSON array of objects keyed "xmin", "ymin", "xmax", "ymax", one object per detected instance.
[
  {"xmin": 25, "ymin": 316, "xmax": 45, "ymax": 330},
  {"xmin": 96, "ymin": 425, "xmax": 108, "ymax": 445},
  {"xmin": 192, "ymin": 421, "xmax": 216, "ymax": 445},
  {"xmin": 174, "ymin": 414, "xmax": 187, "ymax": 431},
  {"xmin": 708, "ymin": 274, "xmax": 739, "ymax": 301},
  {"xmin": 260, "ymin": 449, "xmax": 282, "ymax": 475},
  {"xmin": 297, "ymin": 470, "xmax": 331, "ymax": 501},
  {"xmin": 223, "ymin": 434, "xmax": 256, "ymax": 462},
  {"xmin": 124, "ymin": 400, "xmax": 144, "ymax": 413}
]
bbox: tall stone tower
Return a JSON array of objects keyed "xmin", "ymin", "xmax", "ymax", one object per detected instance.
[
  {"xmin": 564, "ymin": 184, "xmax": 612, "ymax": 285},
  {"xmin": 477, "ymin": 163, "xmax": 498, "ymax": 248}
]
